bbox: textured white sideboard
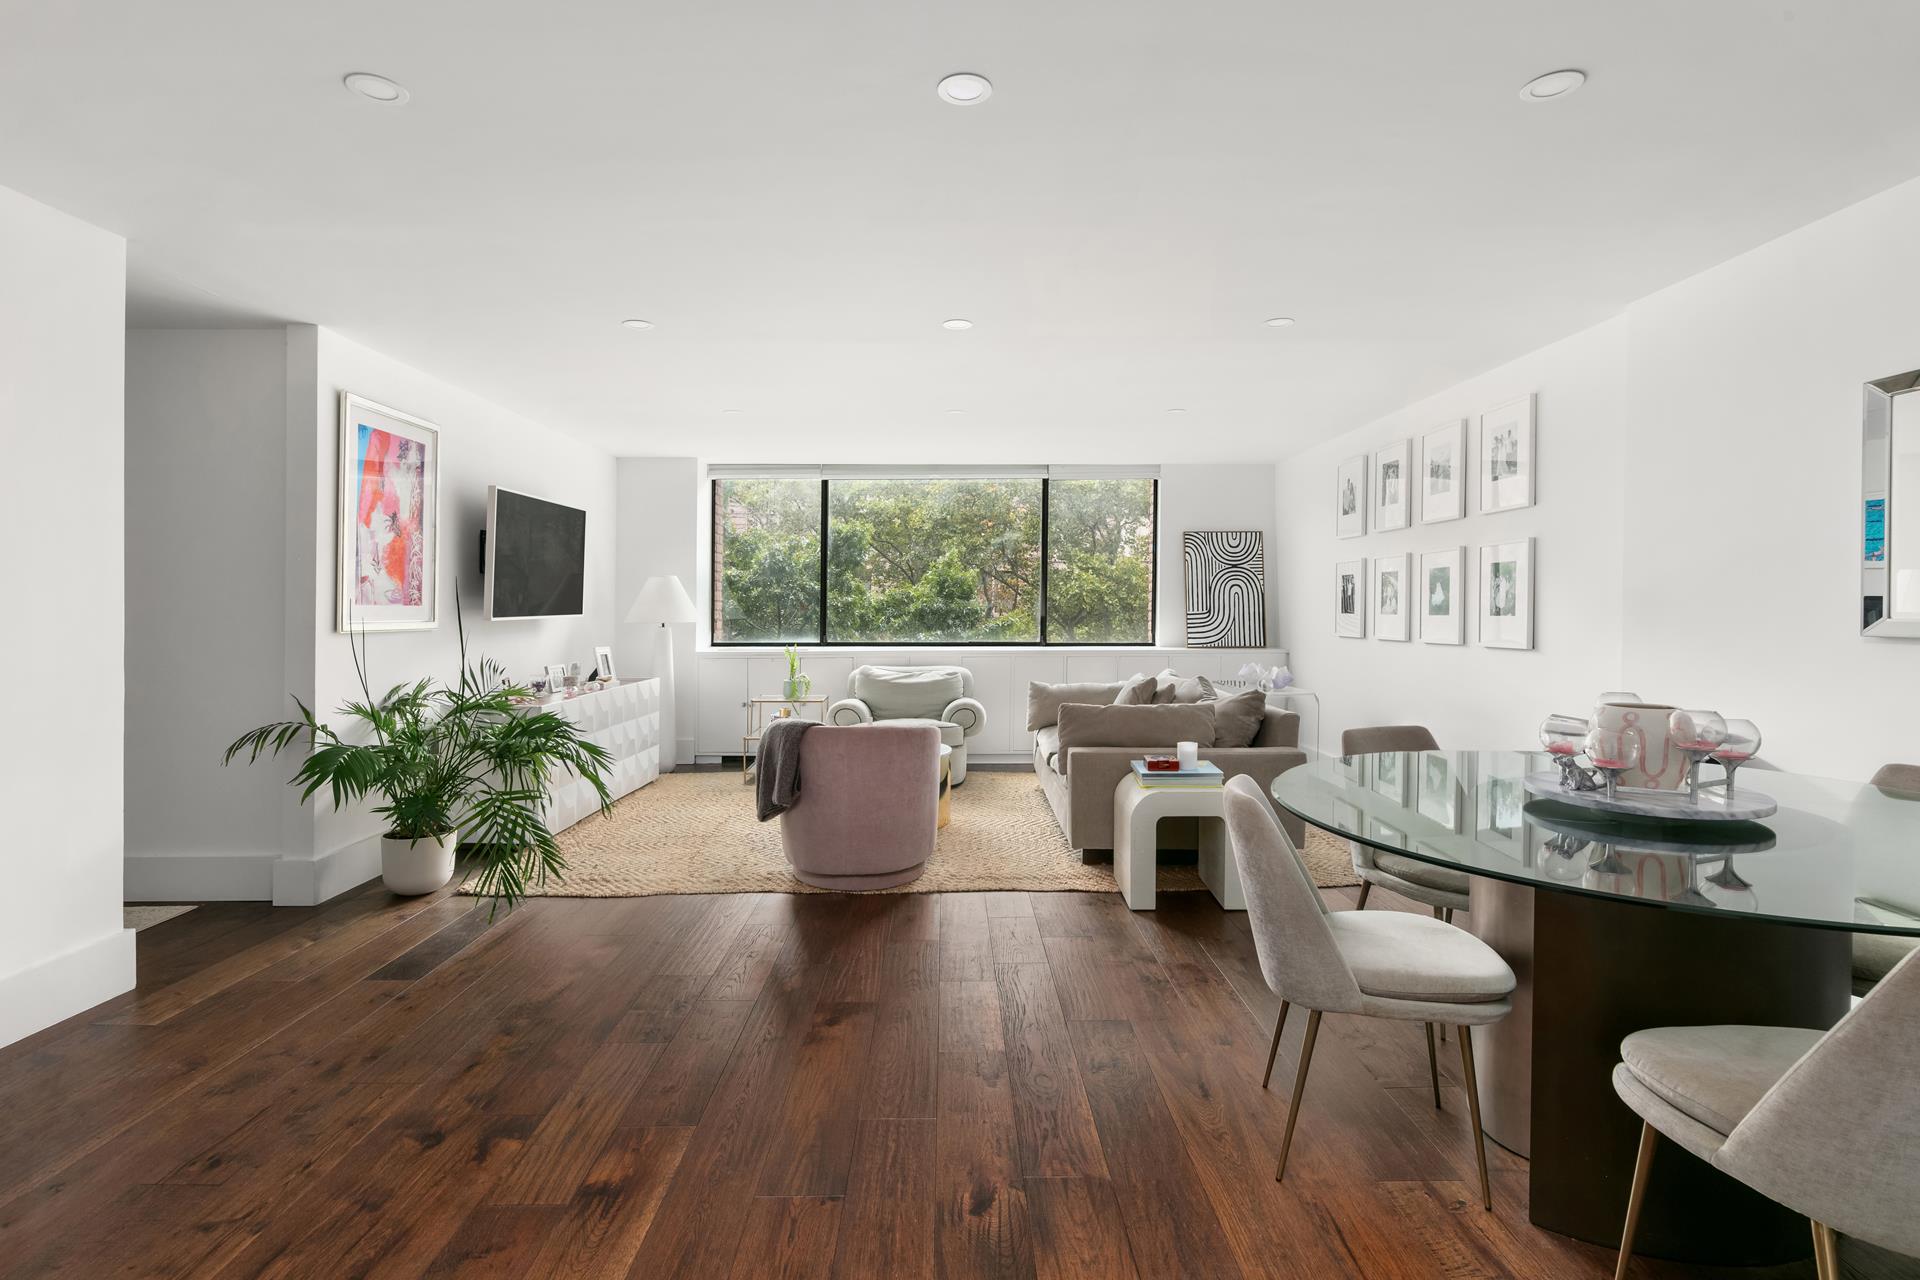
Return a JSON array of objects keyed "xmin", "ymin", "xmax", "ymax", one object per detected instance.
[{"xmin": 539, "ymin": 677, "xmax": 661, "ymax": 831}]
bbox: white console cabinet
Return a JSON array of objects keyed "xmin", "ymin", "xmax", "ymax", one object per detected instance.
[{"xmin": 537, "ymin": 677, "xmax": 661, "ymax": 831}]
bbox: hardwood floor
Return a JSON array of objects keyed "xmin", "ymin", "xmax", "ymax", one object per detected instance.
[{"xmin": 0, "ymin": 878, "xmax": 1909, "ymax": 1279}]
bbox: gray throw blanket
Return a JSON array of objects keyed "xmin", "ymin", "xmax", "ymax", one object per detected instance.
[{"xmin": 755, "ymin": 717, "xmax": 818, "ymax": 821}]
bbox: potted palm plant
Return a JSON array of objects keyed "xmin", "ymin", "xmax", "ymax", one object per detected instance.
[{"xmin": 225, "ymin": 613, "xmax": 613, "ymax": 909}]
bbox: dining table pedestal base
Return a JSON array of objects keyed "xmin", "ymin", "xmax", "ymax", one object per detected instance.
[{"xmin": 1469, "ymin": 877, "xmax": 1851, "ymax": 1266}]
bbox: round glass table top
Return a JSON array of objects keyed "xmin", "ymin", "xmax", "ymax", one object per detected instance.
[{"xmin": 1271, "ymin": 751, "xmax": 1920, "ymax": 936}]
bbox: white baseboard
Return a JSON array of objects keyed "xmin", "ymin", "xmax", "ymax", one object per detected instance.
[
  {"xmin": 124, "ymin": 840, "xmax": 382, "ymax": 907},
  {"xmin": 125, "ymin": 852, "xmax": 276, "ymax": 902},
  {"xmin": 274, "ymin": 837, "xmax": 381, "ymax": 906},
  {"xmin": 0, "ymin": 927, "xmax": 136, "ymax": 1048}
]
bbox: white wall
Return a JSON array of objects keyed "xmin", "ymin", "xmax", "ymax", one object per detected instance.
[
  {"xmin": 610, "ymin": 459, "xmax": 1286, "ymax": 762},
  {"xmin": 1617, "ymin": 176, "xmax": 1920, "ymax": 779},
  {"xmin": 121, "ymin": 325, "xmax": 621, "ymax": 904},
  {"xmin": 125, "ymin": 330, "xmax": 295, "ymax": 900},
  {"xmin": 1276, "ymin": 173, "xmax": 1920, "ymax": 779},
  {"xmin": 0, "ymin": 185, "xmax": 134, "ymax": 1045},
  {"xmin": 615, "ymin": 457, "xmax": 702, "ymax": 764},
  {"xmin": 1275, "ymin": 320, "xmax": 1629, "ymax": 753},
  {"xmin": 1155, "ymin": 462, "xmax": 1280, "ymax": 648}
]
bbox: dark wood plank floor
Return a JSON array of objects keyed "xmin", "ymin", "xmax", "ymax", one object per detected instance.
[{"xmin": 1, "ymin": 878, "xmax": 1910, "ymax": 1279}]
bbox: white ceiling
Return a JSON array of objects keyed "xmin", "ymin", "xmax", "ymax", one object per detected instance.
[{"xmin": 7, "ymin": 1, "xmax": 1920, "ymax": 461}]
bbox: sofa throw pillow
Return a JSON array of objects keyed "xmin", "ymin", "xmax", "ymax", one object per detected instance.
[
  {"xmin": 1206, "ymin": 687, "xmax": 1267, "ymax": 748},
  {"xmin": 1114, "ymin": 674, "xmax": 1158, "ymax": 705},
  {"xmin": 1148, "ymin": 668, "xmax": 1215, "ymax": 704},
  {"xmin": 1056, "ymin": 702, "xmax": 1217, "ymax": 752},
  {"xmin": 1026, "ymin": 680, "xmax": 1125, "ymax": 731}
]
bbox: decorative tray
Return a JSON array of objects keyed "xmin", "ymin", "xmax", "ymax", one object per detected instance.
[
  {"xmin": 1521, "ymin": 772, "xmax": 1777, "ymax": 822},
  {"xmin": 1525, "ymin": 802, "xmax": 1778, "ymax": 854}
]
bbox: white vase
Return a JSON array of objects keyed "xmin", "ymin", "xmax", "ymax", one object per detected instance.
[
  {"xmin": 381, "ymin": 832, "xmax": 457, "ymax": 895},
  {"xmin": 1593, "ymin": 701, "xmax": 1689, "ymax": 791}
]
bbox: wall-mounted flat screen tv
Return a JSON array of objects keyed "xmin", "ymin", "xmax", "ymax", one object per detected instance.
[{"xmin": 483, "ymin": 486, "xmax": 586, "ymax": 620}]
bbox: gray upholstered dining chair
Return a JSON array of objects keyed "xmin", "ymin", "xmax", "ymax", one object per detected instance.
[
  {"xmin": 1222, "ymin": 777, "xmax": 1516, "ymax": 1209},
  {"xmin": 1339, "ymin": 725, "xmax": 1469, "ymax": 919},
  {"xmin": 1610, "ymin": 948, "xmax": 1920, "ymax": 1280},
  {"xmin": 1854, "ymin": 762, "xmax": 1920, "ymax": 996}
]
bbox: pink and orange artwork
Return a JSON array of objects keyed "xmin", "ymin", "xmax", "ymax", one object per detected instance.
[
  {"xmin": 352, "ymin": 425, "xmax": 427, "ymax": 606},
  {"xmin": 338, "ymin": 392, "xmax": 437, "ymax": 632}
]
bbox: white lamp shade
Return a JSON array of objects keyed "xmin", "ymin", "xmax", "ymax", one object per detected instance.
[{"xmin": 625, "ymin": 574, "xmax": 698, "ymax": 624}]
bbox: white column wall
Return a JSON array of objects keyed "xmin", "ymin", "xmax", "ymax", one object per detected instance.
[{"xmin": 0, "ymin": 184, "xmax": 134, "ymax": 1045}]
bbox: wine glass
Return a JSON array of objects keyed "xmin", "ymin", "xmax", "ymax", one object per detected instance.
[
  {"xmin": 1584, "ymin": 726, "xmax": 1641, "ymax": 802},
  {"xmin": 1538, "ymin": 714, "xmax": 1590, "ymax": 757},
  {"xmin": 1667, "ymin": 709, "xmax": 1728, "ymax": 802},
  {"xmin": 1710, "ymin": 720, "xmax": 1762, "ymax": 795},
  {"xmin": 1540, "ymin": 714, "xmax": 1593, "ymax": 790}
]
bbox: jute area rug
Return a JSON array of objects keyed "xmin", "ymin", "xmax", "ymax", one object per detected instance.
[{"xmin": 465, "ymin": 770, "xmax": 1360, "ymax": 898}]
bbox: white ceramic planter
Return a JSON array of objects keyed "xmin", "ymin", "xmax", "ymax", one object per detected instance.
[{"xmin": 381, "ymin": 832, "xmax": 457, "ymax": 896}]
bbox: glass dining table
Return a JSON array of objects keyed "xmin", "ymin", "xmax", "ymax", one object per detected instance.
[{"xmin": 1273, "ymin": 750, "xmax": 1920, "ymax": 1266}]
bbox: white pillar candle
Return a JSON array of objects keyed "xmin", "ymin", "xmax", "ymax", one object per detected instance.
[{"xmin": 1177, "ymin": 740, "xmax": 1200, "ymax": 771}]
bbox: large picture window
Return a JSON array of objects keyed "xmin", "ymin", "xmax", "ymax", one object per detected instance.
[{"xmin": 711, "ymin": 472, "xmax": 1156, "ymax": 646}]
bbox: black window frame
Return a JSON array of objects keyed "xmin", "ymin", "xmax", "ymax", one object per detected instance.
[{"xmin": 709, "ymin": 476, "xmax": 1158, "ymax": 647}]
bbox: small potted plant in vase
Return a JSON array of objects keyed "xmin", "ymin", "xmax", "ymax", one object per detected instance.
[
  {"xmin": 226, "ymin": 614, "xmax": 614, "ymax": 910},
  {"xmin": 782, "ymin": 644, "xmax": 811, "ymax": 701}
]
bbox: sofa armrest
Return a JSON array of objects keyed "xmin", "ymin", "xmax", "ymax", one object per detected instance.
[
  {"xmin": 942, "ymin": 696, "xmax": 987, "ymax": 736},
  {"xmin": 1251, "ymin": 707, "xmax": 1301, "ymax": 749},
  {"xmin": 827, "ymin": 697, "xmax": 873, "ymax": 726}
]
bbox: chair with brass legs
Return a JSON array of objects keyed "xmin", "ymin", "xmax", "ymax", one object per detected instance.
[
  {"xmin": 1223, "ymin": 777, "xmax": 1515, "ymax": 1209},
  {"xmin": 1338, "ymin": 726, "xmax": 1469, "ymax": 919},
  {"xmin": 1610, "ymin": 948, "xmax": 1920, "ymax": 1280}
]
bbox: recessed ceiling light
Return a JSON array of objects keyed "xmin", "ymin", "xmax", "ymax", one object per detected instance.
[
  {"xmin": 945, "ymin": 409, "xmax": 966, "ymax": 415},
  {"xmin": 342, "ymin": 72, "xmax": 409, "ymax": 105},
  {"xmin": 937, "ymin": 73, "xmax": 992, "ymax": 106},
  {"xmin": 941, "ymin": 318, "xmax": 973, "ymax": 330},
  {"xmin": 1518, "ymin": 69, "xmax": 1586, "ymax": 101},
  {"xmin": 720, "ymin": 409, "xmax": 743, "ymax": 415},
  {"xmin": 1264, "ymin": 316, "xmax": 1296, "ymax": 328},
  {"xmin": 1165, "ymin": 408, "xmax": 1188, "ymax": 415},
  {"xmin": 620, "ymin": 318, "xmax": 654, "ymax": 330}
]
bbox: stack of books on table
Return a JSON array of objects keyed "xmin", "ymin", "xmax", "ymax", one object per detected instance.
[{"xmin": 1131, "ymin": 759, "xmax": 1224, "ymax": 788}]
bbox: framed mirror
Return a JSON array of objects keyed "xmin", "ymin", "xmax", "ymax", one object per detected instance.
[{"xmin": 1863, "ymin": 368, "xmax": 1920, "ymax": 637}]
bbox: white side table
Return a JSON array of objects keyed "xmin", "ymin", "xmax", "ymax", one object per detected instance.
[{"xmin": 1111, "ymin": 777, "xmax": 1245, "ymax": 912}]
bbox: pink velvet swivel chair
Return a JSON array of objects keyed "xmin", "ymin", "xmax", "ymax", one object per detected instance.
[{"xmin": 780, "ymin": 723, "xmax": 941, "ymax": 889}]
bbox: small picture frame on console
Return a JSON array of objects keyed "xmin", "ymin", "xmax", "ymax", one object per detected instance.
[
  {"xmin": 594, "ymin": 645, "xmax": 616, "ymax": 681},
  {"xmin": 544, "ymin": 663, "xmax": 569, "ymax": 694}
]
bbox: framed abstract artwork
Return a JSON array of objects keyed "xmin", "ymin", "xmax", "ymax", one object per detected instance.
[
  {"xmin": 1182, "ymin": 531, "xmax": 1267, "ymax": 647},
  {"xmin": 1420, "ymin": 419, "xmax": 1466, "ymax": 523},
  {"xmin": 1335, "ymin": 559, "xmax": 1366, "ymax": 638},
  {"xmin": 1373, "ymin": 438, "xmax": 1411, "ymax": 532},
  {"xmin": 1373, "ymin": 552, "xmax": 1411, "ymax": 642},
  {"xmin": 1335, "ymin": 454, "xmax": 1367, "ymax": 539},
  {"xmin": 1478, "ymin": 537, "xmax": 1535, "ymax": 649},
  {"xmin": 337, "ymin": 393, "xmax": 439, "ymax": 633},
  {"xmin": 1419, "ymin": 546, "xmax": 1465, "ymax": 645},
  {"xmin": 1478, "ymin": 394, "xmax": 1536, "ymax": 513}
]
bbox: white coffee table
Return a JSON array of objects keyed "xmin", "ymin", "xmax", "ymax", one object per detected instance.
[{"xmin": 1111, "ymin": 776, "xmax": 1245, "ymax": 911}]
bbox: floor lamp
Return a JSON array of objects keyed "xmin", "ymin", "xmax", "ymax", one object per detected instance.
[{"xmin": 625, "ymin": 575, "xmax": 698, "ymax": 771}]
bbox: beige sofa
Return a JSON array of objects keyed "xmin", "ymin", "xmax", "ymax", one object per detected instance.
[{"xmin": 1032, "ymin": 699, "xmax": 1307, "ymax": 856}]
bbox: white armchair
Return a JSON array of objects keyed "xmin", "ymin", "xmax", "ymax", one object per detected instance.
[{"xmin": 828, "ymin": 665, "xmax": 986, "ymax": 784}]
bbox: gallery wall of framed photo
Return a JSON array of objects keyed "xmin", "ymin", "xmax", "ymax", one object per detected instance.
[{"xmin": 1332, "ymin": 393, "xmax": 1538, "ymax": 651}]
